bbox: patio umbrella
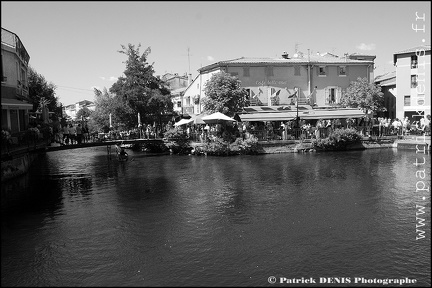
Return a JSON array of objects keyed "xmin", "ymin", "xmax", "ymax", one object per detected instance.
[
  {"xmin": 202, "ymin": 112, "xmax": 236, "ymax": 124},
  {"xmin": 174, "ymin": 118, "xmax": 193, "ymax": 126},
  {"xmin": 190, "ymin": 113, "xmax": 207, "ymax": 125}
]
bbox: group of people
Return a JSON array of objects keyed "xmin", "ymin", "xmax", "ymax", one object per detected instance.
[
  {"xmin": 174, "ymin": 114, "xmax": 431, "ymax": 142},
  {"xmin": 53, "ymin": 122, "xmax": 90, "ymax": 145}
]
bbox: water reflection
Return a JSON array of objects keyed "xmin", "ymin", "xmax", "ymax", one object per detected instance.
[{"xmin": 1, "ymin": 148, "xmax": 430, "ymax": 286}]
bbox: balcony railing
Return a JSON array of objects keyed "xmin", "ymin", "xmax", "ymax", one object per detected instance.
[{"xmin": 1, "ymin": 28, "xmax": 30, "ymax": 65}]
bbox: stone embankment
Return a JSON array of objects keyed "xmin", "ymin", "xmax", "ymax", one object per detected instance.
[{"xmin": 257, "ymin": 136, "xmax": 430, "ymax": 154}]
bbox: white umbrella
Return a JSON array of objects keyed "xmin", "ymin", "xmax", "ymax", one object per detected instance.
[
  {"xmin": 202, "ymin": 112, "xmax": 236, "ymax": 124},
  {"xmin": 174, "ymin": 118, "xmax": 193, "ymax": 126},
  {"xmin": 190, "ymin": 113, "xmax": 207, "ymax": 125}
]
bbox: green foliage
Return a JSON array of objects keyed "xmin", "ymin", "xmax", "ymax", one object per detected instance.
[
  {"xmin": 193, "ymin": 136, "xmax": 261, "ymax": 156},
  {"xmin": 108, "ymin": 43, "xmax": 173, "ymax": 129},
  {"xmin": 76, "ymin": 107, "xmax": 92, "ymax": 121},
  {"xmin": 28, "ymin": 66, "xmax": 59, "ymax": 115},
  {"xmin": 312, "ymin": 128, "xmax": 362, "ymax": 151},
  {"xmin": 163, "ymin": 127, "xmax": 192, "ymax": 154},
  {"xmin": 89, "ymin": 88, "xmax": 117, "ymax": 131},
  {"xmin": 201, "ymin": 71, "xmax": 248, "ymax": 117},
  {"xmin": 340, "ymin": 77, "xmax": 385, "ymax": 114}
]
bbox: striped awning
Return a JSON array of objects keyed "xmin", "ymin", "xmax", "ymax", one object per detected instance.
[
  {"xmin": 237, "ymin": 111, "xmax": 298, "ymax": 122},
  {"xmin": 237, "ymin": 108, "xmax": 365, "ymax": 122},
  {"xmin": 300, "ymin": 109, "xmax": 365, "ymax": 119}
]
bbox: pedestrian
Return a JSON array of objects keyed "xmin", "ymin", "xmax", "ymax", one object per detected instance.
[
  {"xmin": 76, "ymin": 123, "xmax": 83, "ymax": 144},
  {"xmin": 63, "ymin": 124, "xmax": 70, "ymax": 145},
  {"xmin": 83, "ymin": 123, "xmax": 89, "ymax": 143},
  {"xmin": 69, "ymin": 123, "xmax": 77, "ymax": 144}
]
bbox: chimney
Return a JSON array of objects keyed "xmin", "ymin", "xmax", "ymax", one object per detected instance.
[
  {"xmin": 282, "ymin": 51, "xmax": 289, "ymax": 59},
  {"xmin": 188, "ymin": 74, "xmax": 192, "ymax": 85}
]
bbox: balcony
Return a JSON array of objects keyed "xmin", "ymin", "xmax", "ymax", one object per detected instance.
[{"xmin": 1, "ymin": 28, "xmax": 30, "ymax": 65}]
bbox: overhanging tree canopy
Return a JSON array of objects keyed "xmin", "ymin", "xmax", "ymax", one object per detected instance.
[
  {"xmin": 108, "ymin": 43, "xmax": 173, "ymax": 129},
  {"xmin": 340, "ymin": 77, "xmax": 385, "ymax": 115},
  {"xmin": 201, "ymin": 71, "xmax": 248, "ymax": 117}
]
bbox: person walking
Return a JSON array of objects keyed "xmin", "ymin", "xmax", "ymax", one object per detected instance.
[
  {"xmin": 63, "ymin": 124, "xmax": 70, "ymax": 145},
  {"xmin": 76, "ymin": 123, "xmax": 83, "ymax": 145},
  {"xmin": 69, "ymin": 123, "xmax": 77, "ymax": 145}
]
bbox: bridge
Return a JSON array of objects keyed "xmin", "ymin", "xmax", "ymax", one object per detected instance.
[{"xmin": 45, "ymin": 138, "xmax": 165, "ymax": 152}]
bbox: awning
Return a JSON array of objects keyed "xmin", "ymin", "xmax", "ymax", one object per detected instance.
[
  {"xmin": 300, "ymin": 109, "xmax": 365, "ymax": 119},
  {"xmin": 237, "ymin": 111, "xmax": 298, "ymax": 122},
  {"xmin": 242, "ymin": 105, "xmax": 311, "ymax": 113},
  {"xmin": 1, "ymin": 98, "xmax": 33, "ymax": 110}
]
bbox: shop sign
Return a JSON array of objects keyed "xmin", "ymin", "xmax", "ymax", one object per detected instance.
[{"xmin": 256, "ymin": 80, "xmax": 288, "ymax": 86}]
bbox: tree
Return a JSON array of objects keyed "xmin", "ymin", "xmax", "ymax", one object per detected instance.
[
  {"xmin": 76, "ymin": 106, "xmax": 93, "ymax": 121},
  {"xmin": 201, "ymin": 71, "xmax": 248, "ymax": 117},
  {"xmin": 28, "ymin": 66, "xmax": 60, "ymax": 116},
  {"xmin": 89, "ymin": 87, "xmax": 117, "ymax": 132},
  {"xmin": 340, "ymin": 77, "xmax": 385, "ymax": 114},
  {"xmin": 109, "ymin": 43, "xmax": 172, "ymax": 129}
]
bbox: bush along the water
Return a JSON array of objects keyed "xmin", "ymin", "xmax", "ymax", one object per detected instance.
[
  {"xmin": 193, "ymin": 135, "xmax": 262, "ymax": 156},
  {"xmin": 142, "ymin": 142, "xmax": 169, "ymax": 153},
  {"xmin": 311, "ymin": 128, "xmax": 362, "ymax": 151},
  {"xmin": 163, "ymin": 128, "xmax": 192, "ymax": 154}
]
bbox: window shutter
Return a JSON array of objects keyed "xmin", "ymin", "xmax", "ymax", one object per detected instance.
[
  {"xmin": 325, "ymin": 88, "xmax": 329, "ymax": 104},
  {"xmin": 337, "ymin": 87, "xmax": 342, "ymax": 103},
  {"xmin": 346, "ymin": 66, "xmax": 349, "ymax": 76},
  {"xmin": 316, "ymin": 66, "xmax": 319, "ymax": 76},
  {"xmin": 326, "ymin": 66, "xmax": 329, "ymax": 75}
]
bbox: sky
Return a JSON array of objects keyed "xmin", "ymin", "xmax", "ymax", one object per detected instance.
[{"xmin": 2, "ymin": 1, "xmax": 431, "ymax": 106}]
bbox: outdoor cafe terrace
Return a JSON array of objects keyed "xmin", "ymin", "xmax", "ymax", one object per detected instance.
[{"xmin": 175, "ymin": 107, "xmax": 428, "ymax": 142}]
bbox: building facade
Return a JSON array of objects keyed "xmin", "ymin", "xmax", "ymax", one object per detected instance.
[
  {"xmin": 393, "ymin": 45, "xmax": 431, "ymax": 121},
  {"xmin": 1, "ymin": 27, "xmax": 33, "ymax": 133},
  {"xmin": 62, "ymin": 100, "xmax": 95, "ymax": 120},
  {"xmin": 160, "ymin": 73, "xmax": 192, "ymax": 114},
  {"xmin": 374, "ymin": 71, "xmax": 396, "ymax": 120},
  {"xmin": 182, "ymin": 51, "xmax": 375, "ymax": 116}
]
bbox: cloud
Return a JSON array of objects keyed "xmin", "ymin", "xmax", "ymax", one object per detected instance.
[
  {"xmin": 207, "ymin": 56, "xmax": 215, "ymax": 61},
  {"xmin": 99, "ymin": 76, "xmax": 118, "ymax": 82},
  {"xmin": 356, "ymin": 43, "xmax": 376, "ymax": 51}
]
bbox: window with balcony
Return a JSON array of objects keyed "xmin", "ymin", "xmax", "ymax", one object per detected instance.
[
  {"xmin": 404, "ymin": 95, "xmax": 410, "ymax": 106},
  {"xmin": 411, "ymin": 75, "xmax": 418, "ymax": 88},
  {"xmin": 411, "ymin": 55, "xmax": 418, "ymax": 69},
  {"xmin": 21, "ymin": 68, "xmax": 26, "ymax": 87}
]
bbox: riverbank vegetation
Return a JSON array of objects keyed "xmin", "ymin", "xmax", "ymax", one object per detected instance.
[
  {"xmin": 311, "ymin": 128, "xmax": 362, "ymax": 151},
  {"xmin": 164, "ymin": 127, "xmax": 262, "ymax": 156}
]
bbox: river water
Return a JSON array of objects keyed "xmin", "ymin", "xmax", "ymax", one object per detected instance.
[{"xmin": 1, "ymin": 147, "xmax": 430, "ymax": 287}]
